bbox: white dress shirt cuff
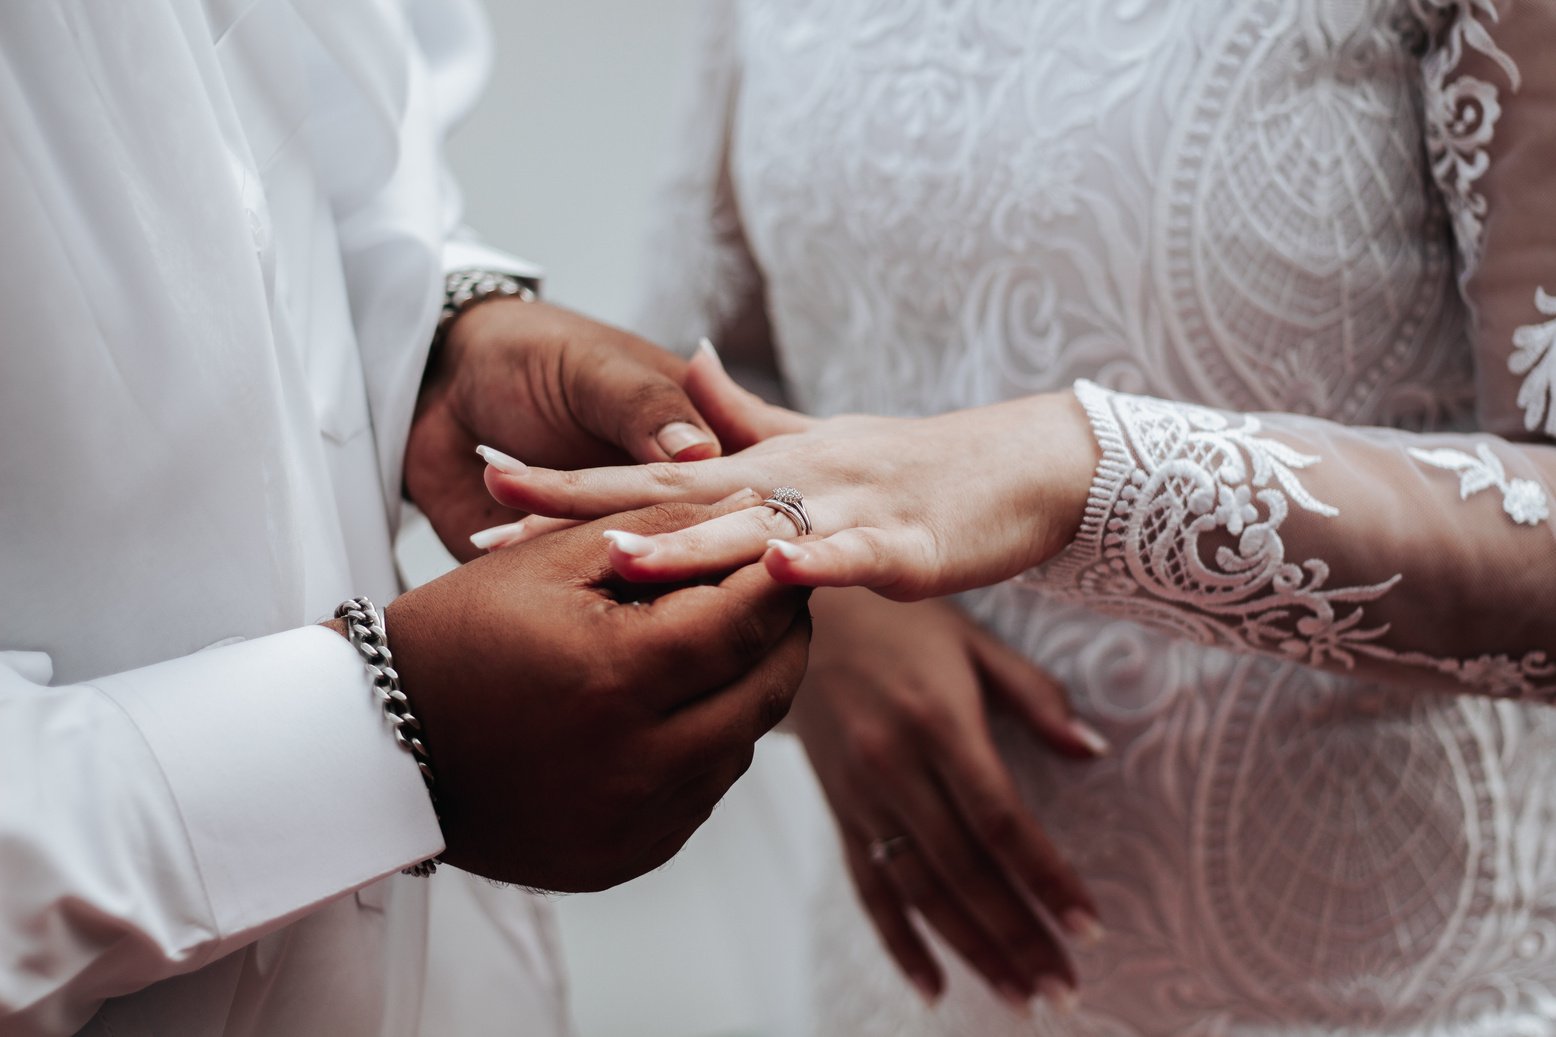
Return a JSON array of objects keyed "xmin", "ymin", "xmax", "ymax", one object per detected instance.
[
  {"xmin": 90, "ymin": 626, "xmax": 445, "ymax": 941},
  {"xmin": 442, "ymin": 234, "xmax": 542, "ymax": 284}
]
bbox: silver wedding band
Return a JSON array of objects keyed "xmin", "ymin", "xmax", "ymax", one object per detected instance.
[
  {"xmin": 762, "ymin": 486, "xmax": 812, "ymax": 536},
  {"xmin": 868, "ymin": 835, "xmax": 913, "ymax": 867}
]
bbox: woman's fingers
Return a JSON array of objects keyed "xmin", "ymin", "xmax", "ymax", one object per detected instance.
[
  {"xmin": 469, "ymin": 514, "xmax": 581, "ymax": 552},
  {"xmin": 887, "ymin": 767, "xmax": 1078, "ymax": 1003},
  {"xmin": 848, "ymin": 817, "xmax": 1046, "ymax": 1014},
  {"xmin": 684, "ymin": 340, "xmax": 813, "ymax": 451},
  {"xmin": 477, "ymin": 489, "xmax": 769, "ymax": 556},
  {"xmin": 762, "ymin": 527, "xmax": 937, "ymax": 601},
  {"xmin": 838, "ymin": 836, "xmax": 945, "ymax": 1007},
  {"xmin": 933, "ymin": 717, "xmax": 1103, "ymax": 950},
  {"xmin": 968, "ymin": 628, "xmax": 1111, "ymax": 761},
  {"xmin": 604, "ymin": 503, "xmax": 811, "ymax": 581},
  {"xmin": 483, "ymin": 455, "xmax": 758, "ymax": 520}
]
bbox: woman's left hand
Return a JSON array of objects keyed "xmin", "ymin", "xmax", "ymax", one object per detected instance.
[
  {"xmin": 794, "ymin": 588, "xmax": 1106, "ymax": 1013},
  {"xmin": 481, "ymin": 344, "xmax": 1101, "ymax": 599}
]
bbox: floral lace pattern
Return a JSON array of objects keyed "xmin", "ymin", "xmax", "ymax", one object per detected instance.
[
  {"xmin": 1512, "ymin": 287, "xmax": 1556, "ymax": 436},
  {"xmin": 1046, "ymin": 382, "xmax": 1403, "ymax": 671},
  {"xmin": 1415, "ymin": 0, "xmax": 1521, "ymax": 279},
  {"xmin": 1041, "ymin": 381, "xmax": 1556, "ymax": 700},
  {"xmin": 1409, "ymin": 442, "xmax": 1553, "ymax": 524}
]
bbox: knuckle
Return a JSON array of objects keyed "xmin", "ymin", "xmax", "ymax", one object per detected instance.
[
  {"xmin": 891, "ymin": 866, "xmax": 934, "ymax": 906},
  {"xmin": 728, "ymin": 608, "xmax": 772, "ymax": 666},
  {"xmin": 757, "ymin": 675, "xmax": 795, "ymax": 734},
  {"xmin": 974, "ymin": 805, "xmax": 1025, "ymax": 853},
  {"xmin": 848, "ymin": 724, "xmax": 901, "ymax": 776},
  {"xmin": 646, "ymin": 461, "xmax": 692, "ymax": 493}
]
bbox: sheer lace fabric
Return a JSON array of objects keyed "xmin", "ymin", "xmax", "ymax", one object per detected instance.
[{"xmin": 639, "ymin": 1, "xmax": 1556, "ymax": 1033}]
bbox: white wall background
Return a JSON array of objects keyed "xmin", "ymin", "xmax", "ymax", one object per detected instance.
[
  {"xmin": 446, "ymin": 0, "xmax": 701, "ymax": 329},
  {"xmin": 414, "ymin": 4, "xmax": 833, "ymax": 1036}
]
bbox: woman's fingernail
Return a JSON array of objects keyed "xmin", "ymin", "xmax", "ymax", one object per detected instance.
[
  {"xmin": 697, "ymin": 337, "xmax": 723, "ymax": 367},
  {"xmin": 1070, "ymin": 718, "xmax": 1112, "ymax": 756},
  {"xmin": 909, "ymin": 973, "xmax": 940, "ymax": 1008},
  {"xmin": 1062, "ymin": 908, "xmax": 1106, "ymax": 948},
  {"xmin": 603, "ymin": 529, "xmax": 656, "ymax": 558},
  {"xmin": 1036, "ymin": 976, "xmax": 1079, "ymax": 1016},
  {"xmin": 476, "ymin": 445, "xmax": 526, "ymax": 475},
  {"xmin": 766, "ymin": 538, "xmax": 807, "ymax": 562},
  {"xmin": 995, "ymin": 983, "xmax": 1033, "ymax": 1017},
  {"xmin": 714, "ymin": 487, "xmax": 762, "ymax": 508},
  {"xmin": 469, "ymin": 519, "xmax": 528, "ymax": 552},
  {"xmin": 656, "ymin": 421, "xmax": 714, "ymax": 460}
]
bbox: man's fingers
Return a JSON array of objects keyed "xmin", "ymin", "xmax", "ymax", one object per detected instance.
[
  {"xmin": 968, "ymin": 629, "xmax": 1110, "ymax": 760},
  {"xmin": 579, "ymin": 358, "xmax": 721, "ymax": 463},
  {"xmin": 684, "ymin": 340, "xmax": 812, "ymax": 451},
  {"xmin": 661, "ymin": 609, "xmax": 812, "ymax": 760},
  {"xmin": 620, "ymin": 559, "xmax": 813, "ymax": 711}
]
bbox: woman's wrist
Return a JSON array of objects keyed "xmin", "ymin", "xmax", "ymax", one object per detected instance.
[{"xmin": 1019, "ymin": 389, "xmax": 1103, "ymax": 567}]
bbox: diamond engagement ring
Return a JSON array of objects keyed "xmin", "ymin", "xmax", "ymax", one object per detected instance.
[
  {"xmin": 762, "ymin": 486, "xmax": 813, "ymax": 536},
  {"xmin": 868, "ymin": 835, "xmax": 913, "ymax": 866}
]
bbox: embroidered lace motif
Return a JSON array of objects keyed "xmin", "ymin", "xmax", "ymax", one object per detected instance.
[
  {"xmin": 1414, "ymin": 0, "xmax": 1520, "ymax": 280},
  {"xmin": 1042, "ymin": 381, "xmax": 1556, "ymax": 699},
  {"xmin": 1512, "ymin": 287, "xmax": 1556, "ymax": 436},
  {"xmin": 1409, "ymin": 442, "xmax": 1552, "ymax": 524},
  {"xmin": 1043, "ymin": 381, "xmax": 1402, "ymax": 670}
]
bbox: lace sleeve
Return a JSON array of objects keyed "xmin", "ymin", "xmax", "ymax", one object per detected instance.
[
  {"xmin": 1031, "ymin": 0, "xmax": 1556, "ymax": 700},
  {"xmin": 631, "ymin": 0, "xmax": 769, "ymax": 358}
]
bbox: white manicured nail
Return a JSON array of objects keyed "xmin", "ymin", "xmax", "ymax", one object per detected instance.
[
  {"xmin": 1062, "ymin": 908, "xmax": 1106, "ymax": 948},
  {"xmin": 697, "ymin": 337, "xmax": 724, "ymax": 368},
  {"xmin": 1036, "ymin": 976, "xmax": 1079, "ymax": 1016},
  {"xmin": 469, "ymin": 520, "xmax": 528, "ymax": 552},
  {"xmin": 995, "ymin": 983, "xmax": 1033, "ymax": 1018},
  {"xmin": 766, "ymin": 538, "xmax": 807, "ymax": 562},
  {"xmin": 1070, "ymin": 718, "xmax": 1112, "ymax": 757},
  {"xmin": 715, "ymin": 487, "xmax": 761, "ymax": 507},
  {"xmin": 476, "ymin": 445, "xmax": 526, "ymax": 475},
  {"xmin": 603, "ymin": 530, "xmax": 656, "ymax": 557}
]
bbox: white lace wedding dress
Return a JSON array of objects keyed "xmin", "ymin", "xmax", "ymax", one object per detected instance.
[{"xmin": 639, "ymin": 1, "xmax": 1556, "ymax": 1033}]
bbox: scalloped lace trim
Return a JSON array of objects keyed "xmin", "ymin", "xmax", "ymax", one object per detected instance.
[{"xmin": 1034, "ymin": 382, "xmax": 1556, "ymax": 698}]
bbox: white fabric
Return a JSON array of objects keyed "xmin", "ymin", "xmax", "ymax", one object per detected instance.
[
  {"xmin": 641, "ymin": 0, "xmax": 1556, "ymax": 1033},
  {"xmin": 0, "ymin": 2, "xmax": 565, "ymax": 1035}
]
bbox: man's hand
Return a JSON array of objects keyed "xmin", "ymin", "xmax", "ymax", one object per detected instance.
[
  {"xmin": 382, "ymin": 501, "xmax": 811, "ymax": 892},
  {"xmin": 405, "ymin": 299, "xmax": 720, "ymax": 562}
]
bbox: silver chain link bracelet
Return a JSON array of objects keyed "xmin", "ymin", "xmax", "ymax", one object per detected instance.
[
  {"xmin": 335, "ymin": 596, "xmax": 441, "ymax": 878},
  {"xmin": 435, "ymin": 269, "xmax": 539, "ymax": 349}
]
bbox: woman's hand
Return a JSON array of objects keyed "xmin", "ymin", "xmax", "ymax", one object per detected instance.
[
  {"xmin": 794, "ymin": 588, "xmax": 1106, "ymax": 1013},
  {"xmin": 481, "ymin": 344, "xmax": 1101, "ymax": 599}
]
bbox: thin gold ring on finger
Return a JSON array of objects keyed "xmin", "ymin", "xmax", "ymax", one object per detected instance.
[
  {"xmin": 868, "ymin": 834, "xmax": 913, "ymax": 867},
  {"xmin": 762, "ymin": 486, "xmax": 812, "ymax": 536}
]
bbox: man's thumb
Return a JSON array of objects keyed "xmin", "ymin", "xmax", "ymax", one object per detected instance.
[{"xmin": 586, "ymin": 362, "xmax": 722, "ymax": 463}]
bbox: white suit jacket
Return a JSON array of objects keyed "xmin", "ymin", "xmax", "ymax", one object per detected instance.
[{"xmin": 0, "ymin": 2, "xmax": 563, "ymax": 1034}]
